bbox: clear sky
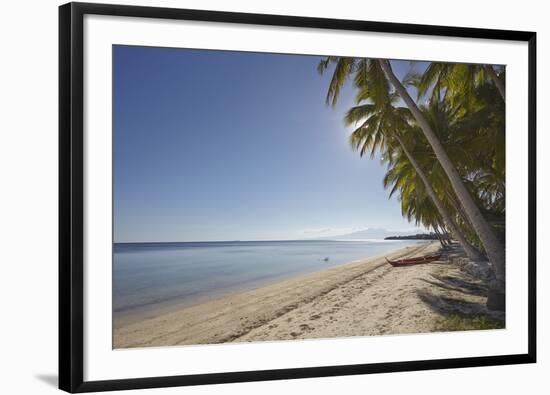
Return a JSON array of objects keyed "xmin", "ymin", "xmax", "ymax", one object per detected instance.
[{"xmin": 113, "ymin": 45, "xmax": 426, "ymax": 242}]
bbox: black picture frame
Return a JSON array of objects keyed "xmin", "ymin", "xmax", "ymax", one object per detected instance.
[{"xmin": 59, "ymin": 2, "xmax": 537, "ymax": 393}]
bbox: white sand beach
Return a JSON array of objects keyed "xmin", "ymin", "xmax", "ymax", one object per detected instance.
[{"xmin": 114, "ymin": 241, "xmax": 501, "ymax": 349}]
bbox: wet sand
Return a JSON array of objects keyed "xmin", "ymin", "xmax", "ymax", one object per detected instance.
[{"xmin": 114, "ymin": 242, "xmax": 459, "ymax": 348}]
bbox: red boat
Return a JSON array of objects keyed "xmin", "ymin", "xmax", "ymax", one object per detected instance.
[{"xmin": 385, "ymin": 254, "xmax": 442, "ymax": 267}]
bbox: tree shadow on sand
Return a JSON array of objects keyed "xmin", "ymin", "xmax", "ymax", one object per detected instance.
[
  {"xmin": 419, "ymin": 273, "xmax": 488, "ymax": 298},
  {"xmin": 416, "ymin": 275, "xmax": 505, "ymax": 326},
  {"xmin": 417, "ymin": 289, "xmax": 486, "ymax": 316},
  {"xmin": 415, "ymin": 266, "xmax": 505, "ymax": 325}
]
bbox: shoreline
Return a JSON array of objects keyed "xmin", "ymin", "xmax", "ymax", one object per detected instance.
[
  {"xmin": 114, "ymin": 241, "xmax": 440, "ymax": 348},
  {"xmin": 113, "ymin": 239, "xmax": 425, "ymax": 328}
]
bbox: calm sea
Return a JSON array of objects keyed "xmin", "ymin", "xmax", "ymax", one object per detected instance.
[{"xmin": 113, "ymin": 239, "xmax": 423, "ymax": 322}]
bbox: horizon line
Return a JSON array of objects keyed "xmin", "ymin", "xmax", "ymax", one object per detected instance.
[{"xmin": 114, "ymin": 232, "xmax": 431, "ymax": 245}]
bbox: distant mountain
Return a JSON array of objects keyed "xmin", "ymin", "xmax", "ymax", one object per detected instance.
[{"xmin": 328, "ymin": 228, "xmax": 426, "ymax": 240}]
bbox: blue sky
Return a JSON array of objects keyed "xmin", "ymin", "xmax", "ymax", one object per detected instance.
[{"xmin": 113, "ymin": 46, "xmax": 426, "ymax": 242}]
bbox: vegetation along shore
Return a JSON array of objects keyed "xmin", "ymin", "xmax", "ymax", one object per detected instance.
[{"xmin": 317, "ymin": 57, "xmax": 505, "ymax": 310}]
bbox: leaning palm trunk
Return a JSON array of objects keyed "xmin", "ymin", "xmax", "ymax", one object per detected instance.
[
  {"xmin": 393, "ymin": 134, "xmax": 485, "ymax": 262},
  {"xmin": 444, "ymin": 189, "xmax": 489, "ymax": 258},
  {"xmin": 381, "ymin": 59, "xmax": 506, "ymax": 310},
  {"xmin": 440, "ymin": 221, "xmax": 453, "ymax": 244},
  {"xmin": 484, "ymin": 65, "xmax": 505, "ymax": 100},
  {"xmin": 435, "ymin": 220, "xmax": 452, "ymax": 246},
  {"xmin": 434, "ymin": 224, "xmax": 451, "ymax": 248},
  {"xmin": 445, "ymin": 189, "xmax": 475, "ymax": 235},
  {"xmin": 433, "ymin": 227, "xmax": 447, "ymax": 248}
]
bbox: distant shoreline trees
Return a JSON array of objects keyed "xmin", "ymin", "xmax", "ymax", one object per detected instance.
[{"xmin": 384, "ymin": 233, "xmax": 439, "ymax": 241}]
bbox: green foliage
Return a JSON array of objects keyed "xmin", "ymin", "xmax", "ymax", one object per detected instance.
[{"xmin": 317, "ymin": 56, "xmax": 505, "ymax": 248}]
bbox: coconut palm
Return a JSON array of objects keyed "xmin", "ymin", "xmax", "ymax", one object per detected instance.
[
  {"xmin": 417, "ymin": 62, "xmax": 505, "ymax": 102},
  {"xmin": 377, "ymin": 59, "xmax": 505, "ymax": 309},
  {"xmin": 416, "ymin": 82, "xmax": 506, "ymax": 243},
  {"xmin": 319, "ymin": 57, "xmax": 506, "ymax": 309},
  {"xmin": 344, "ymin": 92, "xmax": 485, "ymax": 261},
  {"xmin": 385, "ymin": 127, "xmax": 485, "ymax": 261}
]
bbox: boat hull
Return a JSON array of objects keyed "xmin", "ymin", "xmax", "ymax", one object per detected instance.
[{"xmin": 385, "ymin": 254, "xmax": 442, "ymax": 267}]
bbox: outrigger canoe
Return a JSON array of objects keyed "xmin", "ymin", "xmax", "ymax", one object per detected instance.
[{"xmin": 385, "ymin": 254, "xmax": 442, "ymax": 267}]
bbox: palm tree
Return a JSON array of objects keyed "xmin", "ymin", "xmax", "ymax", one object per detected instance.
[
  {"xmin": 388, "ymin": 132, "xmax": 485, "ymax": 261},
  {"xmin": 344, "ymin": 95, "xmax": 485, "ymax": 262},
  {"xmin": 319, "ymin": 57, "xmax": 505, "ymax": 309},
  {"xmin": 417, "ymin": 62, "xmax": 505, "ymax": 102},
  {"xmin": 484, "ymin": 65, "xmax": 505, "ymax": 100},
  {"xmin": 377, "ymin": 59, "xmax": 505, "ymax": 309}
]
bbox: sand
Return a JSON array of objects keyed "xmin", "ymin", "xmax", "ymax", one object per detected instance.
[{"xmin": 114, "ymin": 241, "xmax": 496, "ymax": 349}]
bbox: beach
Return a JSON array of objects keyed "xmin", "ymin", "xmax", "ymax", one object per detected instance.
[{"xmin": 114, "ymin": 241, "xmax": 502, "ymax": 348}]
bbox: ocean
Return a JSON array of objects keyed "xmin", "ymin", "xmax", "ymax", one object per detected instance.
[{"xmin": 113, "ymin": 239, "xmax": 423, "ymax": 323}]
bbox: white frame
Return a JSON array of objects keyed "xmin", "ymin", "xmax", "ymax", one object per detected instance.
[{"xmin": 81, "ymin": 14, "xmax": 530, "ymax": 382}]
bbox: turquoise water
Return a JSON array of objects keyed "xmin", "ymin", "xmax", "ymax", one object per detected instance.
[{"xmin": 113, "ymin": 239, "xmax": 423, "ymax": 319}]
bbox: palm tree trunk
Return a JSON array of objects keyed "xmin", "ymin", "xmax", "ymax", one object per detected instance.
[
  {"xmin": 438, "ymin": 227, "xmax": 448, "ymax": 245},
  {"xmin": 449, "ymin": 220, "xmax": 487, "ymax": 260},
  {"xmin": 445, "ymin": 189, "xmax": 474, "ymax": 233},
  {"xmin": 434, "ymin": 224, "xmax": 452, "ymax": 248},
  {"xmin": 484, "ymin": 65, "xmax": 505, "ymax": 100},
  {"xmin": 381, "ymin": 59, "xmax": 505, "ymax": 310},
  {"xmin": 393, "ymin": 133, "xmax": 485, "ymax": 262},
  {"xmin": 444, "ymin": 189, "xmax": 488, "ymax": 257},
  {"xmin": 435, "ymin": 220, "xmax": 451, "ymax": 245},
  {"xmin": 433, "ymin": 226, "xmax": 447, "ymax": 248}
]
